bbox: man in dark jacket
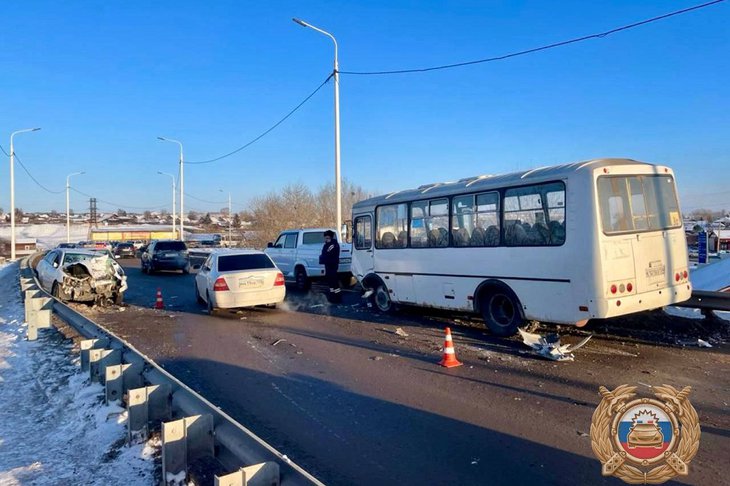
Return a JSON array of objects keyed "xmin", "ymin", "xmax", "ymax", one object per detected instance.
[{"xmin": 319, "ymin": 230, "xmax": 341, "ymax": 303}]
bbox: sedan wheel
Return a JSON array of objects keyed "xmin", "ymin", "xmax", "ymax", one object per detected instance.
[{"xmin": 206, "ymin": 291, "xmax": 217, "ymax": 316}]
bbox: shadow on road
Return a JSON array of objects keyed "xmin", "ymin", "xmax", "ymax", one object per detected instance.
[{"xmin": 157, "ymin": 356, "xmax": 622, "ymax": 486}]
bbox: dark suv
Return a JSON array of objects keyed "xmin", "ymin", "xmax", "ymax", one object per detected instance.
[
  {"xmin": 114, "ymin": 242, "xmax": 136, "ymax": 259},
  {"xmin": 141, "ymin": 240, "xmax": 190, "ymax": 274}
]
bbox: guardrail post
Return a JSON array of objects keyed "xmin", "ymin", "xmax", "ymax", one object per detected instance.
[
  {"xmin": 105, "ymin": 362, "xmax": 144, "ymax": 405},
  {"xmin": 89, "ymin": 348, "xmax": 122, "ymax": 383},
  {"xmin": 24, "ymin": 291, "xmax": 53, "ymax": 341},
  {"xmin": 162, "ymin": 414, "xmax": 215, "ymax": 486},
  {"xmin": 215, "ymin": 462, "xmax": 281, "ymax": 486},
  {"xmin": 80, "ymin": 338, "xmax": 109, "ymax": 371},
  {"xmin": 128, "ymin": 384, "xmax": 172, "ymax": 442}
]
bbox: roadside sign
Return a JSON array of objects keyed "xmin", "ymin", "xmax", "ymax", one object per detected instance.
[{"xmin": 698, "ymin": 232, "xmax": 708, "ymax": 264}]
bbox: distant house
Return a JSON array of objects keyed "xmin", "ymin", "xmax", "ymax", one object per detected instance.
[{"xmin": 0, "ymin": 238, "xmax": 37, "ymax": 258}]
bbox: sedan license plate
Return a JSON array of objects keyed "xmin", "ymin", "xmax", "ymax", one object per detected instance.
[{"xmin": 239, "ymin": 277, "xmax": 264, "ymax": 289}]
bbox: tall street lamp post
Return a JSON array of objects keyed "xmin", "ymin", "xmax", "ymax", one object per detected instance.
[
  {"xmin": 158, "ymin": 171, "xmax": 177, "ymax": 238},
  {"xmin": 158, "ymin": 137, "xmax": 184, "ymax": 241},
  {"xmin": 293, "ymin": 18, "xmax": 342, "ymax": 240},
  {"xmin": 219, "ymin": 189, "xmax": 232, "ymax": 247},
  {"xmin": 66, "ymin": 171, "xmax": 85, "ymax": 243},
  {"xmin": 9, "ymin": 127, "xmax": 41, "ymax": 259}
]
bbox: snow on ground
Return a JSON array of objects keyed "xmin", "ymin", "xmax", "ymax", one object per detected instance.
[
  {"xmin": 690, "ymin": 254, "xmax": 730, "ymax": 292},
  {"xmin": 0, "ymin": 224, "xmax": 88, "ymax": 251},
  {"xmin": 0, "ymin": 262, "xmax": 157, "ymax": 485}
]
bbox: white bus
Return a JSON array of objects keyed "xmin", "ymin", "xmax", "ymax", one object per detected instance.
[{"xmin": 351, "ymin": 158, "xmax": 691, "ymax": 336}]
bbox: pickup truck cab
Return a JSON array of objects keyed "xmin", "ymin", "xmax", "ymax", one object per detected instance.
[{"xmin": 265, "ymin": 228, "xmax": 352, "ymax": 290}]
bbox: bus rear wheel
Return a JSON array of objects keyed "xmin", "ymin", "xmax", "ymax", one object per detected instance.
[{"xmin": 481, "ymin": 289, "xmax": 522, "ymax": 337}]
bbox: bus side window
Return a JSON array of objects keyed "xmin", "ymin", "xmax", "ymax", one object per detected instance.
[
  {"xmin": 504, "ymin": 183, "xmax": 565, "ymax": 246},
  {"xmin": 376, "ymin": 203, "xmax": 408, "ymax": 249}
]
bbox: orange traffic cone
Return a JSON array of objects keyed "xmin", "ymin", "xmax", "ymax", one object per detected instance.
[
  {"xmin": 438, "ymin": 327, "xmax": 463, "ymax": 368},
  {"xmin": 155, "ymin": 288, "xmax": 164, "ymax": 309}
]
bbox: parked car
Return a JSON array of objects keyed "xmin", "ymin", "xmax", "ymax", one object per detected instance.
[
  {"xmin": 141, "ymin": 240, "xmax": 190, "ymax": 274},
  {"xmin": 56, "ymin": 242, "xmax": 77, "ymax": 249},
  {"xmin": 36, "ymin": 249, "xmax": 127, "ymax": 304},
  {"xmin": 264, "ymin": 228, "xmax": 352, "ymax": 290},
  {"xmin": 113, "ymin": 242, "xmax": 136, "ymax": 259},
  {"xmin": 194, "ymin": 249, "xmax": 285, "ymax": 314}
]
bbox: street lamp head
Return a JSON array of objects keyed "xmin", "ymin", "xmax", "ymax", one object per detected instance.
[
  {"xmin": 292, "ymin": 17, "xmax": 309, "ymax": 28},
  {"xmin": 31, "ymin": 127, "xmax": 41, "ymax": 132},
  {"xmin": 157, "ymin": 136, "xmax": 166, "ymax": 141}
]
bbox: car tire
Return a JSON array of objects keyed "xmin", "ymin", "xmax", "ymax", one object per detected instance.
[
  {"xmin": 141, "ymin": 262, "xmax": 149, "ymax": 274},
  {"xmin": 52, "ymin": 282, "xmax": 63, "ymax": 301},
  {"xmin": 206, "ymin": 291, "xmax": 217, "ymax": 316},
  {"xmin": 195, "ymin": 284, "xmax": 205, "ymax": 305},
  {"xmin": 295, "ymin": 267, "xmax": 311, "ymax": 292},
  {"xmin": 480, "ymin": 287, "xmax": 523, "ymax": 337},
  {"xmin": 373, "ymin": 283, "xmax": 393, "ymax": 313},
  {"xmin": 148, "ymin": 262, "xmax": 156, "ymax": 274}
]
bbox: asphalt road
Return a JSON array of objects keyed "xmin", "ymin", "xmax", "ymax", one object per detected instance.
[{"xmin": 78, "ymin": 258, "xmax": 730, "ymax": 486}]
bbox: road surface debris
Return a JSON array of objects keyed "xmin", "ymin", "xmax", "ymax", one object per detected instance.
[{"xmin": 518, "ymin": 328, "xmax": 592, "ymax": 361}]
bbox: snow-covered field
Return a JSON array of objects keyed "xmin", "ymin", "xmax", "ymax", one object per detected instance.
[
  {"xmin": 0, "ymin": 262, "xmax": 157, "ymax": 485},
  {"xmin": 0, "ymin": 224, "xmax": 88, "ymax": 251}
]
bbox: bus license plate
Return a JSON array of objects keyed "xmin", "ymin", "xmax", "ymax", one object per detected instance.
[
  {"xmin": 239, "ymin": 278, "xmax": 263, "ymax": 289},
  {"xmin": 645, "ymin": 262, "xmax": 665, "ymax": 278}
]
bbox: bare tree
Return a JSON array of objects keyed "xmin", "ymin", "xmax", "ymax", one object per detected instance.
[{"xmin": 246, "ymin": 180, "xmax": 370, "ymax": 248}]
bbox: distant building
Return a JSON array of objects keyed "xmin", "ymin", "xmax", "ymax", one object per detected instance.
[
  {"xmin": 0, "ymin": 238, "xmax": 37, "ymax": 258},
  {"xmin": 89, "ymin": 225, "xmax": 181, "ymax": 242}
]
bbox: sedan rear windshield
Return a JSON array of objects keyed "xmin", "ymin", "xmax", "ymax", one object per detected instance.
[
  {"xmin": 156, "ymin": 241, "xmax": 187, "ymax": 252},
  {"xmin": 598, "ymin": 175, "xmax": 681, "ymax": 234},
  {"xmin": 218, "ymin": 254, "xmax": 276, "ymax": 272}
]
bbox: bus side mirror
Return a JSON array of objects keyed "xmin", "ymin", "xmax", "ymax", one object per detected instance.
[{"xmin": 267, "ymin": 242, "xmax": 273, "ymax": 248}]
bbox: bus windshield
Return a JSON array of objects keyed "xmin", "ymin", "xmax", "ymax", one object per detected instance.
[{"xmin": 597, "ymin": 175, "xmax": 681, "ymax": 234}]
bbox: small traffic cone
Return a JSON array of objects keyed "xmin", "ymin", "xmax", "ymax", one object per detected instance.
[
  {"xmin": 438, "ymin": 327, "xmax": 463, "ymax": 368},
  {"xmin": 155, "ymin": 288, "xmax": 164, "ymax": 309}
]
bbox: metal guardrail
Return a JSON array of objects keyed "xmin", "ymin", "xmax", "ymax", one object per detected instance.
[
  {"xmin": 675, "ymin": 290, "xmax": 730, "ymax": 312},
  {"xmin": 21, "ymin": 254, "xmax": 324, "ymax": 486}
]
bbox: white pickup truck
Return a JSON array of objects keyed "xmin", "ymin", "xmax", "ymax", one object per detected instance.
[{"xmin": 265, "ymin": 228, "xmax": 352, "ymax": 290}]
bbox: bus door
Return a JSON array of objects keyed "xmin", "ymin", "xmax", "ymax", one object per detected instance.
[{"xmin": 352, "ymin": 215, "xmax": 374, "ymax": 280}]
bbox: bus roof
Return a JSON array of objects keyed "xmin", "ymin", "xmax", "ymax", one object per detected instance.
[{"xmin": 353, "ymin": 158, "xmax": 653, "ymax": 211}]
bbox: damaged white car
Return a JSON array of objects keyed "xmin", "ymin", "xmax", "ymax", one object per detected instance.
[{"xmin": 36, "ymin": 249, "xmax": 128, "ymax": 305}]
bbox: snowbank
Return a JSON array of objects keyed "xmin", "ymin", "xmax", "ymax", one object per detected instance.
[
  {"xmin": 0, "ymin": 262, "xmax": 157, "ymax": 484},
  {"xmin": 0, "ymin": 224, "xmax": 88, "ymax": 251},
  {"xmin": 690, "ymin": 255, "xmax": 730, "ymax": 292}
]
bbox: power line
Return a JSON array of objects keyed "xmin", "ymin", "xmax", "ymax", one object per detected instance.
[
  {"xmin": 340, "ymin": 0, "xmax": 726, "ymax": 75},
  {"xmin": 186, "ymin": 73, "xmax": 334, "ymax": 165},
  {"xmin": 12, "ymin": 151, "xmax": 65, "ymax": 194},
  {"xmin": 70, "ymin": 187, "xmax": 169, "ymax": 211},
  {"xmin": 184, "ymin": 192, "xmax": 227, "ymax": 205},
  {"xmin": 0, "ymin": 144, "xmax": 10, "ymax": 157}
]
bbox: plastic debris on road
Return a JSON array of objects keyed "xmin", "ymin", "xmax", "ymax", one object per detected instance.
[
  {"xmin": 362, "ymin": 289, "xmax": 374, "ymax": 299},
  {"xmin": 518, "ymin": 328, "xmax": 592, "ymax": 361},
  {"xmin": 394, "ymin": 327, "xmax": 409, "ymax": 337},
  {"xmin": 697, "ymin": 338, "xmax": 713, "ymax": 348}
]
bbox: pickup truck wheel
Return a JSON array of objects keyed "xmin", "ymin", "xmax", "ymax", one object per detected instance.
[{"xmin": 295, "ymin": 267, "xmax": 311, "ymax": 292}]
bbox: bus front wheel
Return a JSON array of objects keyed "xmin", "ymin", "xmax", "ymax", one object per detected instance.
[
  {"xmin": 373, "ymin": 284, "xmax": 393, "ymax": 313},
  {"xmin": 481, "ymin": 289, "xmax": 522, "ymax": 337}
]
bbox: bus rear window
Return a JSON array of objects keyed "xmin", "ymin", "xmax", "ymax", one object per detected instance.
[{"xmin": 598, "ymin": 175, "xmax": 681, "ymax": 234}]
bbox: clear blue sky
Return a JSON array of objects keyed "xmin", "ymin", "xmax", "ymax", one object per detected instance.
[{"xmin": 1, "ymin": 0, "xmax": 728, "ymax": 214}]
